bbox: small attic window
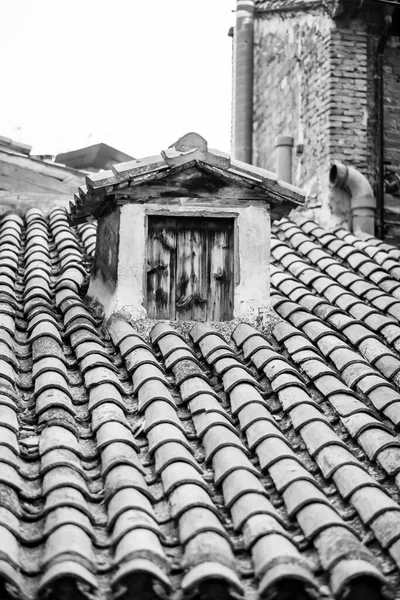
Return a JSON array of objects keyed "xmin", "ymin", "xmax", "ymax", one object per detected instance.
[
  {"xmin": 146, "ymin": 215, "xmax": 234, "ymax": 321},
  {"xmin": 75, "ymin": 133, "xmax": 305, "ymax": 323}
]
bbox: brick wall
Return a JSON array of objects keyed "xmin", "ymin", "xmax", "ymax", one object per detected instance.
[
  {"xmin": 253, "ymin": 9, "xmax": 357, "ymax": 227},
  {"xmin": 253, "ymin": 8, "xmax": 332, "ymax": 204},
  {"xmin": 378, "ymin": 37, "xmax": 400, "ymax": 243},
  {"xmin": 365, "ymin": 10, "xmax": 400, "ymax": 243},
  {"xmin": 328, "ymin": 21, "xmax": 369, "ymax": 174},
  {"xmin": 383, "ymin": 39, "xmax": 400, "ymax": 172},
  {"xmin": 253, "ymin": 6, "xmax": 400, "ymax": 231}
]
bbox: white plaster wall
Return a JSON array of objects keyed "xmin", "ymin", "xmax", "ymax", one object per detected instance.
[
  {"xmin": 89, "ymin": 200, "xmax": 271, "ymax": 323},
  {"xmin": 234, "ymin": 204, "xmax": 270, "ymax": 321},
  {"xmin": 87, "ymin": 204, "xmax": 147, "ymax": 319},
  {"xmin": 115, "ymin": 204, "xmax": 147, "ymax": 320},
  {"xmin": 87, "ymin": 271, "xmax": 116, "ymax": 318}
]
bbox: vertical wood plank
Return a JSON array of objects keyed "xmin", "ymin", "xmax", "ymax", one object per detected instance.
[
  {"xmin": 191, "ymin": 221, "xmax": 208, "ymax": 321},
  {"xmin": 175, "ymin": 224, "xmax": 192, "ymax": 320},
  {"xmin": 208, "ymin": 219, "xmax": 234, "ymax": 321},
  {"xmin": 146, "ymin": 217, "xmax": 176, "ymax": 319},
  {"xmin": 176, "ymin": 218, "xmax": 209, "ymax": 321},
  {"xmin": 148, "ymin": 216, "xmax": 234, "ymax": 321}
]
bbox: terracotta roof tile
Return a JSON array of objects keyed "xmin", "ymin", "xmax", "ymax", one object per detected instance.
[{"xmin": 2, "ymin": 208, "xmax": 400, "ymax": 597}]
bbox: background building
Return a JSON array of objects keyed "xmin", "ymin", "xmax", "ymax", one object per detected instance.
[
  {"xmin": 0, "ymin": 136, "xmax": 133, "ymax": 213},
  {"xmin": 232, "ymin": 0, "xmax": 400, "ymax": 243},
  {"xmin": 0, "ymin": 135, "xmax": 85, "ymax": 213}
]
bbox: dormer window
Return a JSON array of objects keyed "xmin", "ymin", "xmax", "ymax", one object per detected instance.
[
  {"xmin": 68, "ymin": 133, "xmax": 305, "ymax": 324},
  {"xmin": 147, "ymin": 215, "xmax": 234, "ymax": 321}
]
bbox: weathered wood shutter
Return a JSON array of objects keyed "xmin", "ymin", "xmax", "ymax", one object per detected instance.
[
  {"xmin": 147, "ymin": 217, "xmax": 176, "ymax": 319},
  {"xmin": 147, "ymin": 216, "xmax": 233, "ymax": 321},
  {"xmin": 207, "ymin": 220, "xmax": 234, "ymax": 321}
]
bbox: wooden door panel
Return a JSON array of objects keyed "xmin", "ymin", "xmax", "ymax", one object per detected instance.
[
  {"xmin": 176, "ymin": 218, "xmax": 209, "ymax": 321},
  {"xmin": 147, "ymin": 217, "xmax": 176, "ymax": 319},
  {"xmin": 208, "ymin": 221, "xmax": 233, "ymax": 321},
  {"xmin": 147, "ymin": 216, "xmax": 234, "ymax": 321}
]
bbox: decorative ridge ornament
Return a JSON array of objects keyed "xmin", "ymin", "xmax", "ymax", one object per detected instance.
[{"xmin": 168, "ymin": 132, "xmax": 208, "ymax": 153}]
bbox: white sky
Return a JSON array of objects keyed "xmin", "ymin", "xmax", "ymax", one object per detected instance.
[{"xmin": 1, "ymin": 0, "xmax": 236, "ymax": 159}]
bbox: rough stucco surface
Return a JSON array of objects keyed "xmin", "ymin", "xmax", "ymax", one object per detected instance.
[
  {"xmin": 253, "ymin": 10, "xmax": 336, "ymax": 226},
  {"xmin": 234, "ymin": 204, "xmax": 271, "ymax": 320},
  {"xmin": 88, "ymin": 202, "xmax": 271, "ymax": 324},
  {"xmin": 87, "ymin": 204, "xmax": 147, "ymax": 320}
]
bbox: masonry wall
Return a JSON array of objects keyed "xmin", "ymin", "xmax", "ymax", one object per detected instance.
[
  {"xmin": 364, "ymin": 6, "xmax": 400, "ymax": 243},
  {"xmin": 380, "ymin": 38, "xmax": 400, "ymax": 243},
  {"xmin": 253, "ymin": 9, "xmax": 348, "ymax": 227},
  {"xmin": 253, "ymin": 8, "xmax": 379, "ymax": 230},
  {"xmin": 328, "ymin": 21, "xmax": 369, "ymax": 174},
  {"xmin": 254, "ymin": 4, "xmax": 400, "ymax": 238},
  {"xmin": 383, "ymin": 40, "xmax": 400, "ymax": 172},
  {"xmin": 253, "ymin": 9, "xmax": 332, "ymax": 198}
]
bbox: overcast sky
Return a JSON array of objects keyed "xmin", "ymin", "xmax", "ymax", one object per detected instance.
[{"xmin": 1, "ymin": 0, "xmax": 236, "ymax": 158}]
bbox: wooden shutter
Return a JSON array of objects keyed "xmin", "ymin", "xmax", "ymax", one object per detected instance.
[
  {"xmin": 208, "ymin": 219, "xmax": 234, "ymax": 321},
  {"xmin": 176, "ymin": 217, "xmax": 209, "ymax": 321},
  {"xmin": 147, "ymin": 216, "xmax": 234, "ymax": 321},
  {"xmin": 147, "ymin": 217, "xmax": 176, "ymax": 319}
]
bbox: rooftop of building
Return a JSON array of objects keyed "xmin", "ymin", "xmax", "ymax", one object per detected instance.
[
  {"xmin": 55, "ymin": 143, "xmax": 135, "ymax": 173},
  {"xmin": 0, "ymin": 202, "xmax": 399, "ymax": 599},
  {"xmin": 68, "ymin": 132, "xmax": 305, "ymax": 225},
  {"xmin": 254, "ymin": 0, "xmax": 400, "ymax": 14}
]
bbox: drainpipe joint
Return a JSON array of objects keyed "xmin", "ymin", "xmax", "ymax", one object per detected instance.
[{"xmin": 330, "ymin": 162, "xmax": 376, "ymax": 236}]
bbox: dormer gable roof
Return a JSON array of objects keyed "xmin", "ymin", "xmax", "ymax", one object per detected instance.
[{"xmin": 68, "ymin": 132, "xmax": 305, "ymax": 224}]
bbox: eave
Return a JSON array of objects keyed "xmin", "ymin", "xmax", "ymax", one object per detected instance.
[{"xmin": 68, "ymin": 133, "xmax": 305, "ymax": 225}]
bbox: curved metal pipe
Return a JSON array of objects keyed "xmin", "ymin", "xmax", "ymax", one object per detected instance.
[
  {"xmin": 330, "ymin": 162, "xmax": 376, "ymax": 235},
  {"xmin": 232, "ymin": 0, "xmax": 255, "ymax": 163}
]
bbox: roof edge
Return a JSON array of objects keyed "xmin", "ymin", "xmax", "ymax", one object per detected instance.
[
  {"xmin": 255, "ymin": 0, "xmax": 340, "ymax": 17},
  {"xmin": 68, "ymin": 133, "xmax": 306, "ymax": 224}
]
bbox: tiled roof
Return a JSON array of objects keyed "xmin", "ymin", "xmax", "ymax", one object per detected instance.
[
  {"xmin": 3, "ymin": 206, "xmax": 400, "ymax": 598},
  {"xmin": 0, "ymin": 144, "xmax": 86, "ymax": 209},
  {"xmin": 255, "ymin": 0, "xmax": 400, "ymax": 13},
  {"xmin": 255, "ymin": 0, "xmax": 331, "ymax": 13},
  {"xmin": 68, "ymin": 133, "xmax": 305, "ymax": 225},
  {"xmin": 0, "ymin": 134, "xmax": 32, "ymax": 156},
  {"xmin": 55, "ymin": 143, "xmax": 134, "ymax": 173}
]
